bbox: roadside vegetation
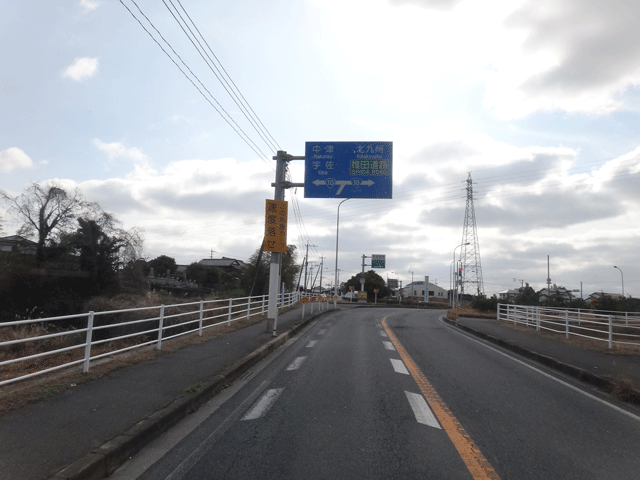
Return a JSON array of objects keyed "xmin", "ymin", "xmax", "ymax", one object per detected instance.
[
  {"xmin": 0, "ymin": 292, "xmax": 280, "ymax": 414},
  {"xmin": 457, "ymin": 284, "xmax": 640, "ymax": 317},
  {"xmin": 0, "ymin": 182, "xmax": 306, "ymax": 405}
]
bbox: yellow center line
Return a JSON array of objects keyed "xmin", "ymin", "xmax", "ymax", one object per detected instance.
[{"xmin": 382, "ymin": 317, "xmax": 501, "ymax": 480}]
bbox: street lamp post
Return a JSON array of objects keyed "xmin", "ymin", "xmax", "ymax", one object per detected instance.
[
  {"xmin": 614, "ymin": 266, "xmax": 625, "ymax": 297},
  {"xmin": 452, "ymin": 242, "xmax": 470, "ymax": 308},
  {"xmin": 334, "ymin": 199, "xmax": 350, "ymax": 303},
  {"xmin": 449, "ymin": 259, "xmax": 456, "ymax": 308},
  {"xmin": 391, "ymin": 271, "xmax": 401, "ymax": 303},
  {"xmin": 409, "ymin": 271, "xmax": 414, "ymax": 298}
]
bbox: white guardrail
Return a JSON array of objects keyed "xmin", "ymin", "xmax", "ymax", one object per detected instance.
[
  {"xmin": 497, "ymin": 303, "xmax": 640, "ymax": 349},
  {"xmin": 0, "ymin": 292, "xmax": 314, "ymax": 387}
]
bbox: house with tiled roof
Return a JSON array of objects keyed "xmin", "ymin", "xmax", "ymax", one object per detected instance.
[
  {"xmin": 198, "ymin": 257, "xmax": 246, "ymax": 273},
  {"xmin": 0, "ymin": 235, "xmax": 37, "ymax": 255}
]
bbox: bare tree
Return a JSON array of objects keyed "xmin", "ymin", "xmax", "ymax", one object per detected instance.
[
  {"xmin": 1, "ymin": 182, "xmax": 92, "ymax": 265},
  {"xmin": 86, "ymin": 209, "xmax": 144, "ymax": 266}
]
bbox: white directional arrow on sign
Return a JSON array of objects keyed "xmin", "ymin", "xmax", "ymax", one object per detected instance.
[{"xmin": 312, "ymin": 178, "xmax": 376, "ymax": 195}]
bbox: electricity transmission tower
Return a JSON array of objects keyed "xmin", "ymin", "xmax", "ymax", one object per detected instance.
[{"xmin": 460, "ymin": 173, "xmax": 484, "ymax": 296}]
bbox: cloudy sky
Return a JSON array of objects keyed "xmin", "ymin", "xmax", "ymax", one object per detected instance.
[{"xmin": 1, "ymin": 0, "xmax": 639, "ymax": 298}]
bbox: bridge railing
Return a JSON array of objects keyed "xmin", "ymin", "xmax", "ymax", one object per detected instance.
[
  {"xmin": 497, "ymin": 303, "xmax": 640, "ymax": 349},
  {"xmin": 0, "ymin": 291, "xmax": 301, "ymax": 387}
]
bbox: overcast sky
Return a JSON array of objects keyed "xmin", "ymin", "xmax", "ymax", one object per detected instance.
[{"xmin": 1, "ymin": 0, "xmax": 639, "ymax": 298}]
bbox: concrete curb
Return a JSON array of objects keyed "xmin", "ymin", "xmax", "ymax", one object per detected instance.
[
  {"xmin": 441, "ymin": 316, "xmax": 640, "ymax": 404},
  {"xmin": 50, "ymin": 308, "xmax": 334, "ymax": 480}
]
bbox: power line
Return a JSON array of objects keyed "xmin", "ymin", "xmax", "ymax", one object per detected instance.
[
  {"xmin": 162, "ymin": 0, "xmax": 280, "ymax": 154},
  {"xmin": 120, "ymin": 0, "xmax": 271, "ymax": 165},
  {"xmin": 172, "ymin": 0, "xmax": 281, "ymax": 152}
]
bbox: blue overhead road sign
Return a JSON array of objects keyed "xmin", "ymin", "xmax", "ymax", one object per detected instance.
[{"xmin": 304, "ymin": 141, "xmax": 392, "ymax": 199}]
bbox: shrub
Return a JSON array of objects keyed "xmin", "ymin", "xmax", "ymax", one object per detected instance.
[{"xmin": 471, "ymin": 294, "xmax": 498, "ymax": 312}]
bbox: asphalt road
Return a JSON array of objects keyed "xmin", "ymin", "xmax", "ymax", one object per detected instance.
[{"xmin": 111, "ymin": 307, "xmax": 640, "ymax": 480}]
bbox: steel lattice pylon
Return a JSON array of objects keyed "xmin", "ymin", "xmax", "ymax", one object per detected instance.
[{"xmin": 460, "ymin": 173, "xmax": 484, "ymax": 296}]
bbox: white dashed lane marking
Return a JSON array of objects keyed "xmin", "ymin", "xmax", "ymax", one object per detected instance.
[
  {"xmin": 286, "ymin": 356, "xmax": 308, "ymax": 371},
  {"xmin": 306, "ymin": 340, "xmax": 318, "ymax": 348},
  {"xmin": 390, "ymin": 358, "xmax": 409, "ymax": 375},
  {"xmin": 405, "ymin": 391, "xmax": 441, "ymax": 429},
  {"xmin": 382, "ymin": 341, "xmax": 396, "ymax": 351},
  {"xmin": 242, "ymin": 388, "xmax": 284, "ymax": 421}
]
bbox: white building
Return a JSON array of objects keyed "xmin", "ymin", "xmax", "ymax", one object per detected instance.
[
  {"xmin": 537, "ymin": 285, "xmax": 575, "ymax": 303},
  {"xmin": 498, "ymin": 289, "xmax": 520, "ymax": 302},
  {"xmin": 403, "ymin": 281, "xmax": 448, "ymax": 300}
]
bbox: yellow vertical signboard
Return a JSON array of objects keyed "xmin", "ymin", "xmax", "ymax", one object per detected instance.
[{"xmin": 264, "ymin": 199, "xmax": 288, "ymax": 253}]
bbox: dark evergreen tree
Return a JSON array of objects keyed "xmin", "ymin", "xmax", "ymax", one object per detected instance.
[
  {"xmin": 344, "ymin": 270, "xmax": 391, "ymax": 300},
  {"xmin": 147, "ymin": 255, "xmax": 178, "ymax": 277},
  {"xmin": 241, "ymin": 245, "xmax": 299, "ymax": 296}
]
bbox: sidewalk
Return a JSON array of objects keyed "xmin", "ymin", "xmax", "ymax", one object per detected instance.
[
  {"xmin": 0, "ymin": 302, "xmax": 335, "ymax": 480},
  {"xmin": 444, "ymin": 315, "xmax": 640, "ymax": 402}
]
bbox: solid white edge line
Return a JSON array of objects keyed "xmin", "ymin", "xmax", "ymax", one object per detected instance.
[
  {"xmin": 286, "ymin": 356, "xmax": 308, "ymax": 371},
  {"xmin": 441, "ymin": 317, "xmax": 640, "ymax": 423},
  {"xmin": 405, "ymin": 391, "xmax": 441, "ymax": 429},
  {"xmin": 383, "ymin": 341, "xmax": 395, "ymax": 351},
  {"xmin": 242, "ymin": 388, "xmax": 284, "ymax": 420},
  {"xmin": 390, "ymin": 358, "xmax": 409, "ymax": 375}
]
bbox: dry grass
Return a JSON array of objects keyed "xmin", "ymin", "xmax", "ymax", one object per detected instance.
[
  {"xmin": 447, "ymin": 307, "xmax": 496, "ymax": 320},
  {"xmin": 0, "ymin": 292, "xmax": 258, "ymax": 384},
  {"xmin": 0, "ymin": 294, "xmax": 280, "ymax": 415},
  {"xmin": 610, "ymin": 379, "xmax": 640, "ymax": 403}
]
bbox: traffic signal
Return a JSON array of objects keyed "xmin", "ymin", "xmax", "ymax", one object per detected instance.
[{"xmin": 458, "ymin": 268, "xmax": 462, "ymax": 277}]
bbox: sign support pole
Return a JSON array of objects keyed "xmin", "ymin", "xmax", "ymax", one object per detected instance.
[{"xmin": 267, "ymin": 151, "xmax": 288, "ymax": 336}]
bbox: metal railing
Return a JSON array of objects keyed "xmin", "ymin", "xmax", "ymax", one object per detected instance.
[
  {"xmin": 0, "ymin": 292, "xmax": 301, "ymax": 387},
  {"xmin": 497, "ymin": 304, "xmax": 640, "ymax": 349}
]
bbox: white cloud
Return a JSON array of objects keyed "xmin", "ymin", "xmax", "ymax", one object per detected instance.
[
  {"xmin": 320, "ymin": 0, "xmax": 640, "ymax": 119},
  {"xmin": 25, "ymin": 137, "xmax": 640, "ymax": 295},
  {"xmin": 92, "ymin": 139, "xmax": 151, "ymax": 169},
  {"xmin": 484, "ymin": 0, "xmax": 640, "ymax": 118},
  {"xmin": 79, "ymin": 0, "xmax": 101, "ymax": 12},
  {"xmin": 0, "ymin": 147, "xmax": 33, "ymax": 173},
  {"xmin": 77, "ymin": 156, "xmax": 274, "ymax": 262},
  {"xmin": 62, "ymin": 57, "xmax": 99, "ymax": 82}
]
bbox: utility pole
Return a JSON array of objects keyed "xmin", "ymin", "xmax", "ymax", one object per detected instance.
[
  {"xmin": 546, "ymin": 255, "xmax": 551, "ymax": 305},
  {"xmin": 266, "ymin": 152, "xmax": 287, "ymax": 334},
  {"xmin": 303, "ymin": 252, "xmax": 308, "ymax": 293},
  {"xmin": 295, "ymin": 255, "xmax": 305, "ymax": 293},
  {"xmin": 319, "ymin": 255, "xmax": 325, "ymax": 294},
  {"xmin": 266, "ymin": 151, "xmax": 304, "ymax": 336},
  {"xmin": 303, "ymin": 243, "xmax": 316, "ymax": 294}
]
